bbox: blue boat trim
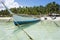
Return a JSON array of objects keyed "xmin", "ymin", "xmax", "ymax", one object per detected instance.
[{"xmin": 14, "ymin": 19, "xmax": 40, "ymax": 25}]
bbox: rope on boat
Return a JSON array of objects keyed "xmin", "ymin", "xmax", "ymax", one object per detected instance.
[
  {"xmin": 22, "ymin": 28, "xmax": 34, "ymax": 40},
  {"xmin": 1, "ymin": 1, "xmax": 14, "ymax": 15},
  {"xmin": 53, "ymin": 21, "xmax": 60, "ymax": 27},
  {"xmin": 16, "ymin": 23, "xmax": 34, "ymax": 40},
  {"xmin": 51, "ymin": 17, "xmax": 60, "ymax": 27}
]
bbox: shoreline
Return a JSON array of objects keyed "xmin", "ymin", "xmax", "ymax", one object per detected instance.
[
  {"xmin": 0, "ymin": 16, "xmax": 60, "ymax": 21},
  {"xmin": 0, "ymin": 17, "xmax": 12, "ymax": 20},
  {"xmin": 40, "ymin": 16, "xmax": 60, "ymax": 21},
  {"xmin": 0, "ymin": 17, "xmax": 13, "ymax": 22},
  {"xmin": 0, "ymin": 17, "xmax": 13, "ymax": 21}
]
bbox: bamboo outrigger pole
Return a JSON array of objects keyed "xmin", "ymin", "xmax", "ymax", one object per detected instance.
[
  {"xmin": 1, "ymin": 1, "xmax": 14, "ymax": 15},
  {"xmin": 1, "ymin": 1, "xmax": 34, "ymax": 40}
]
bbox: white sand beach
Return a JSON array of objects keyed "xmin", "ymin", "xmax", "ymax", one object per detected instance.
[
  {"xmin": 0, "ymin": 17, "xmax": 12, "ymax": 20},
  {"xmin": 0, "ymin": 17, "xmax": 13, "ymax": 22},
  {"xmin": 40, "ymin": 17, "xmax": 60, "ymax": 21}
]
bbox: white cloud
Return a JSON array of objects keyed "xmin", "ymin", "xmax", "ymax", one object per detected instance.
[{"xmin": 0, "ymin": 0, "xmax": 22, "ymax": 10}]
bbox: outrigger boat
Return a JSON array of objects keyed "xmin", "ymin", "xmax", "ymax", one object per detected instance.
[{"xmin": 1, "ymin": 2, "xmax": 40, "ymax": 25}]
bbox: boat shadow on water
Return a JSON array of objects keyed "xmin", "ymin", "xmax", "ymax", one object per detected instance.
[
  {"xmin": 13, "ymin": 21, "xmax": 40, "ymax": 33},
  {"xmin": 13, "ymin": 21, "xmax": 40, "ymax": 40}
]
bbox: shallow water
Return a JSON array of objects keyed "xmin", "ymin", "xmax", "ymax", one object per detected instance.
[{"xmin": 0, "ymin": 20, "xmax": 60, "ymax": 40}]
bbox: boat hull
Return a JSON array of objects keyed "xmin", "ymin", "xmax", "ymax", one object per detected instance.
[{"xmin": 14, "ymin": 19, "xmax": 40, "ymax": 26}]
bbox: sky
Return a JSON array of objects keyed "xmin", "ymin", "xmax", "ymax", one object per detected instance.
[
  {"xmin": 15, "ymin": 0, "xmax": 60, "ymax": 7},
  {"xmin": 0, "ymin": 0, "xmax": 60, "ymax": 10}
]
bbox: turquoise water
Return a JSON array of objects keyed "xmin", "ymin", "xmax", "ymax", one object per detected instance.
[{"xmin": 0, "ymin": 20, "xmax": 60, "ymax": 40}]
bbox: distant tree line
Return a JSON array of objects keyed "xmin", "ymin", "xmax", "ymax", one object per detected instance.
[{"xmin": 0, "ymin": 2, "xmax": 60, "ymax": 17}]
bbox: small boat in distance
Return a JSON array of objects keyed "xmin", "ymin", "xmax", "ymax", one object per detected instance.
[{"xmin": 1, "ymin": 2, "xmax": 40, "ymax": 25}]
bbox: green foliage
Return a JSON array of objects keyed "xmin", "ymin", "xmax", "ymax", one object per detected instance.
[
  {"xmin": 46, "ymin": 2, "xmax": 60, "ymax": 14},
  {"xmin": 0, "ymin": 2, "xmax": 60, "ymax": 17}
]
